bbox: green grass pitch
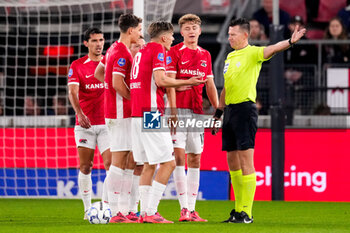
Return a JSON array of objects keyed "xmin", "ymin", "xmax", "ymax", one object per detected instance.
[{"xmin": 0, "ymin": 199, "xmax": 349, "ymax": 233}]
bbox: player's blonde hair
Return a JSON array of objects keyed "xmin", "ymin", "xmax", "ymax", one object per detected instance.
[{"xmin": 178, "ymin": 14, "xmax": 201, "ymax": 28}]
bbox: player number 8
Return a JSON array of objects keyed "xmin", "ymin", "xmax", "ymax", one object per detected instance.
[{"xmin": 132, "ymin": 52, "xmax": 141, "ymax": 79}]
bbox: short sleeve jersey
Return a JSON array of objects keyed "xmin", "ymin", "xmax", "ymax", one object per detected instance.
[
  {"xmin": 166, "ymin": 42, "xmax": 213, "ymax": 114},
  {"xmin": 223, "ymin": 45, "xmax": 270, "ymax": 105},
  {"xmin": 68, "ymin": 55, "xmax": 105, "ymax": 125},
  {"xmin": 130, "ymin": 42, "xmax": 167, "ymax": 117},
  {"xmin": 102, "ymin": 41, "xmax": 133, "ymax": 119}
]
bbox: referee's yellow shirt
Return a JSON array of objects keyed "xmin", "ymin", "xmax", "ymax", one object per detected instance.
[{"xmin": 223, "ymin": 45, "xmax": 270, "ymax": 105}]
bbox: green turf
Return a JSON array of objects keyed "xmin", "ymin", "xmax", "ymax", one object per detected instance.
[{"xmin": 0, "ymin": 199, "xmax": 349, "ymax": 233}]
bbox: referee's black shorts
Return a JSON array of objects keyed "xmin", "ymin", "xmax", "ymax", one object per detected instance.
[{"xmin": 222, "ymin": 101, "xmax": 258, "ymax": 151}]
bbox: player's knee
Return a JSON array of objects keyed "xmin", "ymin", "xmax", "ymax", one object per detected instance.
[
  {"xmin": 188, "ymin": 154, "xmax": 201, "ymax": 168},
  {"xmin": 80, "ymin": 164, "xmax": 92, "ymax": 174},
  {"xmin": 134, "ymin": 165, "xmax": 143, "ymax": 175}
]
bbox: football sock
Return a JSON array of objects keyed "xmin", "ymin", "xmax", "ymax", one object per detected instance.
[
  {"xmin": 139, "ymin": 185, "xmax": 151, "ymax": 217},
  {"xmin": 107, "ymin": 165, "xmax": 124, "ymax": 215},
  {"xmin": 129, "ymin": 174, "xmax": 140, "ymax": 213},
  {"xmin": 78, "ymin": 171, "xmax": 92, "ymax": 212},
  {"xmin": 146, "ymin": 181, "xmax": 166, "ymax": 216},
  {"xmin": 102, "ymin": 170, "xmax": 109, "ymax": 204},
  {"xmin": 174, "ymin": 166, "xmax": 188, "ymax": 210},
  {"xmin": 241, "ymin": 173, "xmax": 256, "ymax": 218},
  {"xmin": 230, "ymin": 169, "xmax": 243, "ymax": 212},
  {"xmin": 187, "ymin": 167, "xmax": 200, "ymax": 212},
  {"xmin": 119, "ymin": 169, "xmax": 133, "ymax": 215}
]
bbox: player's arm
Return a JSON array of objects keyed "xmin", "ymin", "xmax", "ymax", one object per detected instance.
[
  {"xmin": 166, "ymin": 73, "xmax": 178, "ymax": 134},
  {"xmin": 68, "ymin": 84, "xmax": 91, "ymax": 129},
  {"xmin": 94, "ymin": 63, "xmax": 105, "ymax": 83},
  {"xmin": 206, "ymin": 77, "xmax": 218, "ymax": 109},
  {"xmin": 263, "ymin": 25, "xmax": 306, "ymax": 59},
  {"xmin": 112, "ymin": 74, "xmax": 130, "ymax": 100},
  {"xmin": 166, "ymin": 73, "xmax": 177, "ymax": 108},
  {"xmin": 154, "ymin": 69, "xmax": 206, "ymax": 88}
]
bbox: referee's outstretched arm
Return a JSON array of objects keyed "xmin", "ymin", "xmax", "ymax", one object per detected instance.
[{"xmin": 263, "ymin": 25, "xmax": 306, "ymax": 59}]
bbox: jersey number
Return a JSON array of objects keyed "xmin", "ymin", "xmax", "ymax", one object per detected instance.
[{"xmin": 132, "ymin": 52, "xmax": 141, "ymax": 79}]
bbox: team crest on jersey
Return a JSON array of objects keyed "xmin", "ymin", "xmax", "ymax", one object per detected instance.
[
  {"xmin": 223, "ymin": 62, "xmax": 229, "ymax": 74},
  {"xmin": 157, "ymin": 53, "xmax": 164, "ymax": 61},
  {"xmin": 201, "ymin": 60, "xmax": 207, "ymax": 67},
  {"xmin": 68, "ymin": 68, "xmax": 73, "ymax": 77},
  {"xmin": 79, "ymin": 139, "xmax": 87, "ymax": 144},
  {"xmin": 166, "ymin": 56, "xmax": 172, "ymax": 65},
  {"xmin": 117, "ymin": 58, "xmax": 126, "ymax": 67}
]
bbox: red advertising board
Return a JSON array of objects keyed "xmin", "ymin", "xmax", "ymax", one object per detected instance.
[{"xmin": 1, "ymin": 128, "xmax": 350, "ymax": 201}]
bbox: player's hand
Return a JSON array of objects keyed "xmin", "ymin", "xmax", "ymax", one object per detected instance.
[
  {"xmin": 188, "ymin": 76, "xmax": 207, "ymax": 86},
  {"xmin": 168, "ymin": 108, "xmax": 178, "ymax": 135},
  {"xmin": 290, "ymin": 25, "xmax": 306, "ymax": 44},
  {"xmin": 78, "ymin": 112, "xmax": 91, "ymax": 129}
]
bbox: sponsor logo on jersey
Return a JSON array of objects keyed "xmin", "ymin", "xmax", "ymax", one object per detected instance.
[
  {"xmin": 117, "ymin": 58, "xmax": 126, "ymax": 67},
  {"xmin": 143, "ymin": 110, "xmax": 161, "ymax": 129},
  {"xmin": 157, "ymin": 53, "xmax": 164, "ymax": 61},
  {"xmin": 85, "ymin": 74, "xmax": 93, "ymax": 78},
  {"xmin": 166, "ymin": 56, "xmax": 172, "ymax": 65},
  {"xmin": 68, "ymin": 68, "xmax": 73, "ymax": 77},
  {"xmin": 130, "ymin": 82, "xmax": 141, "ymax": 89},
  {"xmin": 181, "ymin": 60, "xmax": 189, "ymax": 65},
  {"xmin": 85, "ymin": 83, "xmax": 104, "ymax": 89},
  {"xmin": 180, "ymin": 69, "xmax": 205, "ymax": 77}
]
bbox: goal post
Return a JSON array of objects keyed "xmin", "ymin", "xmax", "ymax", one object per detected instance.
[{"xmin": 0, "ymin": 0, "xmax": 129, "ymax": 198}]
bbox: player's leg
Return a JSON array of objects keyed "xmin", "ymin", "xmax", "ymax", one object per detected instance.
[
  {"xmin": 97, "ymin": 125, "xmax": 112, "ymax": 204},
  {"xmin": 186, "ymin": 130, "xmax": 206, "ymax": 222},
  {"xmin": 107, "ymin": 151, "xmax": 130, "ymax": 219},
  {"xmin": 105, "ymin": 118, "xmax": 133, "ymax": 222},
  {"xmin": 142, "ymin": 130, "xmax": 175, "ymax": 223},
  {"xmin": 126, "ymin": 153, "xmax": 143, "ymax": 220},
  {"xmin": 119, "ymin": 152, "xmax": 134, "ymax": 217},
  {"xmin": 74, "ymin": 125, "xmax": 97, "ymax": 220},
  {"xmin": 130, "ymin": 117, "xmax": 149, "ymax": 223},
  {"xmin": 100, "ymin": 148, "xmax": 111, "ymax": 204},
  {"xmin": 173, "ymin": 131, "xmax": 190, "ymax": 221},
  {"xmin": 78, "ymin": 147, "xmax": 95, "ymax": 219},
  {"xmin": 139, "ymin": 162, "xmax": 155, "ymax": 219}
]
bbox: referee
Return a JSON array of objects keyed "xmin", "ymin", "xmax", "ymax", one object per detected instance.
[{"xmin": 213, "ymin": 18, "xmax": 306, "ymax": 223}]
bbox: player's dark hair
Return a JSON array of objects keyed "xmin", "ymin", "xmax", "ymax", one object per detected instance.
[
  {"xmin": 148, "ymin": 21, "xmax": 173, "ymax": 39},
  {"xmin": 230, "ymin": 18, "xmax": 250, "ymax": 33},
  {"xmin": 84, "ymin": 27, "xmax": 103, "ymax": 41},
  {"xmin": 118, "ymin": 13, "xmax": 142, "ymax": 33}
]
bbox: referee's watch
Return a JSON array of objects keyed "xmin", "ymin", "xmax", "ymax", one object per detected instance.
[{"xmin": 288, "ymin": 38, "xmax": 294, "ymax": 47}]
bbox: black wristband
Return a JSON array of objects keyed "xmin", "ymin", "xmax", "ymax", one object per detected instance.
[
  {"xmin": 213, "ymin": 108, "xmax": 224, "ymax": 119},
  {"xmin": 288, "ymin": 38, "xmax": 294, "ymax": 47}
]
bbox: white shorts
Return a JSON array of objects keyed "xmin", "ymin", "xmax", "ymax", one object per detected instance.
[
  {"xmin": 172, "ymin": 130, "xmax": 204, "ymax": 154},
  {"xmin": 105, "ymin": 118, "xmax": 132, "ymax": 152},
  {"xmin": 171, "ymin": 109, "xmax": 204, "ymax": 154},
  {"xmin": 131, "ymin": 117, "xmax": 174, "ymax": 165},
  {"xmin": 74, "ymin": 125, "xmax": 110, "ymax": 154}
]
